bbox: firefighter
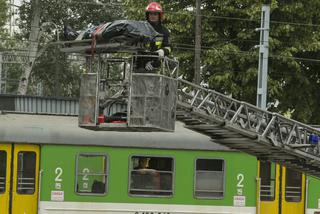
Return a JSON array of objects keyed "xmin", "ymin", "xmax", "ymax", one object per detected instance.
[{"xmin": 142, "ymin": 2, "xmax": 171, "ymax": 71}]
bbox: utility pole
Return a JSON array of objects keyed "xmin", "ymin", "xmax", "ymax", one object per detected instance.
[
  {"xmin": 17, "ymin": 0, "xmax": 41, "ymax": 95},
  {"xmin": 54, "ymin": 55, "xmax": 60, "ymax": 97},
  {"xmin": 9, "ymin": 0, "xmax": 13, "ymax": 36},
  {"xmin": 0, "ymin": 52, "xmax": 2, "ymax": 94},
  {"xmin": 194, "ymin": 0, "xmax": 201, "ymax": 85},
  {"xmin": 256, "ymin": 4, "xmax": 270, "ymax": 109}
]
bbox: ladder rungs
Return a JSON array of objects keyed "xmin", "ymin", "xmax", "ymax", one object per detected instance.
[
  {"xmin": 185, "ymin": 124, "xmax": 221, "ymax": 130},
  {"xmin": 289, "ymin": 144, "xmax": 315, "ymax": 148}
]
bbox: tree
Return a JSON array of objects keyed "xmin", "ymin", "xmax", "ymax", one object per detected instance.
[
  {"xmin": 0, "ymin": 0, "xmax": 7, "ymax": 30},
  {"xmin": 16, "ymin": 0, "xmax": 124, "ymax": 96},
  {"xmin": 268, "ymin": 1, "xmax": 320, "ymax": 123},
  {"xmin": 123, "ymin": 0, "xmax": 320, "ymax": 124},
  {"xmin": 17, "ymin": 0, "xmax": 41, "ymax": 95},
  {"xmin": 0, "ymin": 0, "xmax": 9, "ymax": 45},
  {"xmin": 29, "ymin": 45, "xmax": 82, "ymax": 97},
  {"xmin": 13, "ymin": 0, "xmax": 320, "ymax": 123}
]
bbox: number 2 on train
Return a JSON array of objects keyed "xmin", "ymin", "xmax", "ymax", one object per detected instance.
[{"xmin": 55, "ymin": 167, "xmax": 63, "ymax": 189}]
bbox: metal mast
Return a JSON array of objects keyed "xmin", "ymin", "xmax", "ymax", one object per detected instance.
[
  {"xmin": 256, "ymin": 4, "xmax": 270, "ymax": 109},
  {"xmin": 0, "ymin": 53, "xmax": 2, "ymax": 94},
  {"xmin": 194, "ymin": 0, "xmax": 201, "ymax": 85}
]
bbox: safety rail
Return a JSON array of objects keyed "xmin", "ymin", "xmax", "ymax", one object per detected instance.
[
  {"xmin": 285, "ymin": 186, "xmax": 302, "ymax": 201},
  {"xmin": 0, "ymin": 177, "xmax": 5, "ymax": 191},
  {"xmin": 260, "ymin": 184, "xmax": 275, "ymax": 199},
  {"xmin": 17, "ymin": 177, "xmax": 35, "ymax": 191},
  {"xmin": 133, "ymin": 55, "xmax": 179, "ymax": 78},
  {"xmin": 176, "ymin": 77, "xmax": 320, "ymax": 176},
  {"xmin": 78, "ymin": 51, "xmax": 179, "ymax": 132}
]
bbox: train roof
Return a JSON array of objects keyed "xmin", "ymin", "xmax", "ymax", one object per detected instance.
[{"xmin": 0, "ymin": 113, "xmax": 232, "ymax": 151}]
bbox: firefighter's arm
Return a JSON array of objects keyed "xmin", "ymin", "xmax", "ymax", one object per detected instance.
[
  {"xmin": 156, "ymin": 46, "xmax": 171, "ymax": 57},
  {"xmin": 161, "ymin": 34, "xmax": 171, "ymax": 56},
  {"xmin": 158, "ymin": 27, "xmax": 171, "ymax": 56}
]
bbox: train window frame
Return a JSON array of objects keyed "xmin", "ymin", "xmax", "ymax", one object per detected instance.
[
  {"xmin": 193, "ymin": 157, "xmax": 225, "ymax": 199},
  {"xmin": 128, "ymin": 155, "xmax": 175, "ymax": 198},
  {"xmin": 0, "ymin": 150, "xmax": 7, "ymax": 194},
  {"xmin": 285, "ymin": 168, "xmax": 302, "ymax": 203},
  {"xmin": 16, "ymin": 151, "xmax": 36, "ymax": 195},
  {"xmin": 259, "ymin": 160, "xmax": 276, "ymax": 201},
  {"xmin": 75, "ymin": 153, "xmax": 108, "ymax": 196}
]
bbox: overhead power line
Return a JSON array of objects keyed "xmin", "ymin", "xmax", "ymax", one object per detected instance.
[
  {"xmin": 3, "ymin": 43, "xmax": 320, "ymax": 64},
  {"xmin": 174, "ymin": 45, "xmax": 320, "ymax": 64},
  {"xmin": 3, "ymin": 2, "xmax": 320, "ymax": 28},
  {"xmin": 165, "ymin": 10, "xmax": 320, "ymax": 28}
]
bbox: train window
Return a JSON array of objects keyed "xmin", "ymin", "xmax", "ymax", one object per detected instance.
[
  {"xmin": 0, "ymin": 151, "xmax": 6, "ymax": 193},
  {"xmin": 75, "ymin": 154, "xmax": 108, "ymax": 195},
  {"xmin": 260, "ymin": 161, "xmax": 276, "ymax": 201},
  {"xmin": 17, "ymin": 152, "xmax": 36, "ymax": 194},
  {"xmin": 129, "ymin": 156, "xmax": 174, "ymax": 196},
  {"xmin": 194, "ymin": 158, "xmax": 224, "ymax": 198},
  {"xmin": 285, "ymin": 168, "xmax": 302, "ymax": 202}
]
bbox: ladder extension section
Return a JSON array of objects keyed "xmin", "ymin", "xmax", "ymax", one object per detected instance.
[{"xmin": 176, "ymin": 78, "xmax": 320, "ymax": 177}]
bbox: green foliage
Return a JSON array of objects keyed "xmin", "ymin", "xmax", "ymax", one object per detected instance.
[
  {"xmin": 0, "ymin": 1, "xmax": 24, "ymax": 94},
  {"xmin": 16, "ymin": 0, "xmax": 124, "ymax": 97},
  {"xmin": 268, "ymin": 0, "xmax": 320, "ymax": 123},
  {"xmin": 124, "ymin": 0, "xmax": 320, "ymax": 124},
  {"xmin": 29, "ymin": 45, "xmax": 82, "ymax": 97},
  {"xmin": 0, "ymin": 0, "xmax": 9, "ymax": 43},
  {"xmin": 19, "ymin": 0, "xmax": 124, "ymax": 33},
  {"xmin": 12, "ymin": 0, "xmax": 320, "ymax": 123},
  {"xmin": 0, "ymin": 0, "xmax": 8, "ymax": 28},
  {"xmin": 2, "ymin": 63, "xmax": 24, "ymax": 94}
]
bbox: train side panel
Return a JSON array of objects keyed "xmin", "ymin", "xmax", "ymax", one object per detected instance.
[
  {"xmin": 306, "ymin": 176, "xmax": 320, "ymax": 214},
  {"xmin": 39, "ymin": 145, "xmax": 258, "ymax": 213}
]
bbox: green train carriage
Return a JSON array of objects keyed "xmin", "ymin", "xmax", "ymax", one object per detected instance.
[{"xmin": 0, "ymin": 113, "xmax": 320, "ymax": 214}]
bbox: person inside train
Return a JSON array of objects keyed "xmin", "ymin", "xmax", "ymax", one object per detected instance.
[
  {"xmin": 132, "ymin": 157, "xmax": 160, "ymax": 191},
  {"xmin": 136, "ymin": 2, "xmax": 171, "ymax": 72},
  {"xmin": 91, "ymin": 179, "xmax": 105, "ymax": 194},
  {"xmin": 134, "ymin": 157, "xmax": 152, "ymax": 170}
]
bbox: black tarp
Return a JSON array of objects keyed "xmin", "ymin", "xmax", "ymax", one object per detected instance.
[{"xmin": 75, "ymin": 20, "xmax": 161, "ymax": 46}]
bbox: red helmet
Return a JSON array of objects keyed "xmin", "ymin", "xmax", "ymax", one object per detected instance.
[{"xmin": 145, "ymin": 2, "xmax": 163, "ymax": 20}]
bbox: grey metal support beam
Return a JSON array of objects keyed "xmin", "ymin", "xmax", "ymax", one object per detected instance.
[
  {"xmin": 0, "ymin": 52, "xmax": 2, "ymax": 94},
  {"xmin": 194, "ymin": 0, "xmax": 202, "ymax": 85},
  {"xmin": 176, "ymin": 77, "xmax": 320, "ymax": 177},
  {"xmin": 256, "ymin": 4, "xmax": 270, "ymax": 110}
]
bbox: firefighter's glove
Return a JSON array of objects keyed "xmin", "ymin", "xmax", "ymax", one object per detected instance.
[
  {"xmin": 145, "ymin": 61, "xmax": 154, "ymax": 71},
  {"xmin": 156, "ymin": 49, "xmax": 164, "ymax": 57}
]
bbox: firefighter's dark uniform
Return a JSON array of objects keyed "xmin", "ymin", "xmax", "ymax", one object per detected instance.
[
  {"xmin": 148, "ymin": 22, "xmax": 171, "ymax": 55},
  {"xmin": 136, "ymin": 21, "xmax": 171, "ymax": 72}
]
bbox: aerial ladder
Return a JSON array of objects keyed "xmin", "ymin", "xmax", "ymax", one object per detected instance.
[
  {"xmin": 60, "ymin": 39, "xmax": 320, "ymax": 178},
  {"xmin": 176, "ymin": 78, "xmax": 320, "ymax": 177}
]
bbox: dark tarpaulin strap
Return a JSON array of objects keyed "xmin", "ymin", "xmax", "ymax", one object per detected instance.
[{"xmin": 91, "ymin": 24, "xmax": 107, "ymax": 57}]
